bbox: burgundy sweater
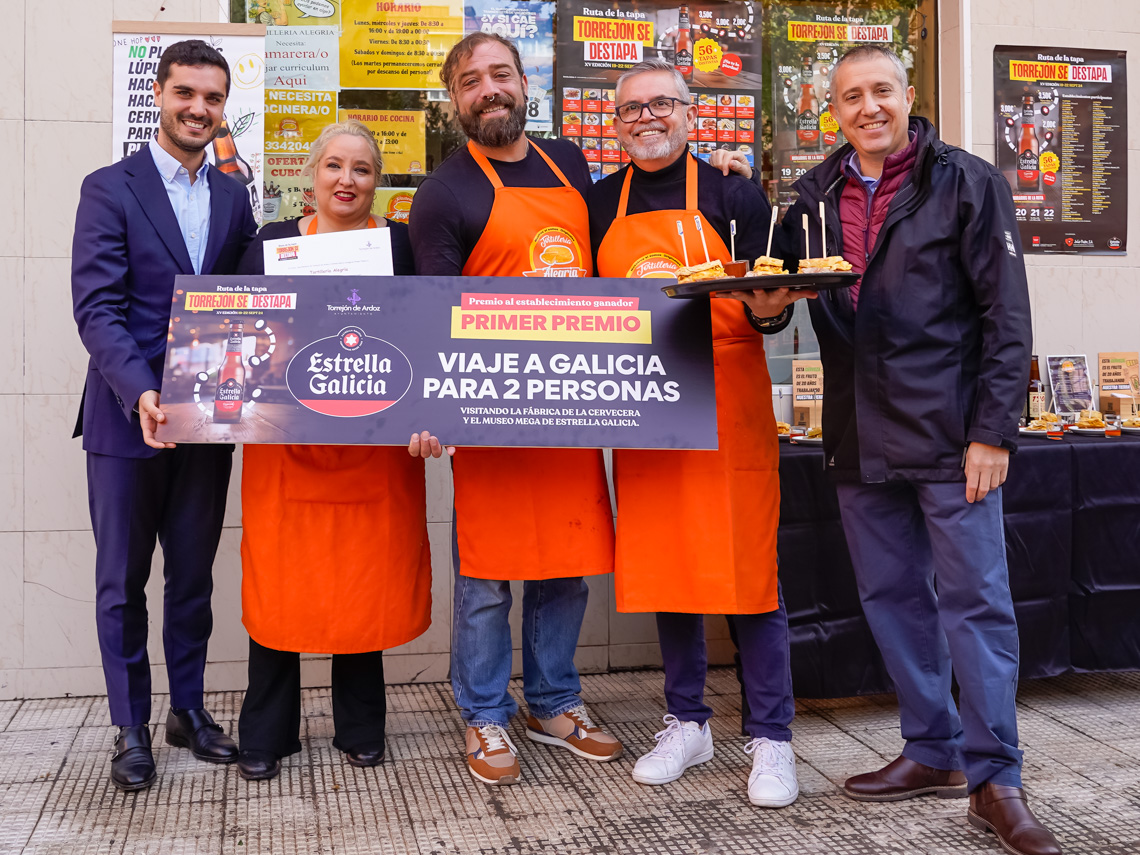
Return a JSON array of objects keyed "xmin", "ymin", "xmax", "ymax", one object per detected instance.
[{"xmin": 839, "ymin": 132, "xmax": 919, "ymax": 308}]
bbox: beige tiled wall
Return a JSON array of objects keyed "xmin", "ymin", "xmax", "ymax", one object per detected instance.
[{"xmin": 6, "ymin": 0, "xmax": 1137, "ymax": 705}]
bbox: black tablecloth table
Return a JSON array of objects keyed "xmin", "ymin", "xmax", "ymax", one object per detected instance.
[{"xmin": 776, "ymin": 432, "xmax": 1140, "ymax": 698}]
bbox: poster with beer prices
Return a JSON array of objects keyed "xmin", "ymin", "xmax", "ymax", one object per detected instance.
[
  {"xmin": 157, "ymin": 274, "xmax": 718, "ymax": 448},
  {"xmin": 555, "ymin": 0, "xmax": 762, "ymax": 182},
  {"xmin": 994, "ymin": 46, "xmax": 1128, "ymax": 254},
  {"xmin": 768, "ymin": 6, "xmax": 908, "ymax": 213},
  {"xmin": 111, "ymin": 23, "xmax": 266, "ymax": 223}
]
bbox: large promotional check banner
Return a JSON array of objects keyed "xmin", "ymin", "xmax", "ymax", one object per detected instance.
[{"xmin": 157, "ymin": 275, "xmax": 718, "ymax": 448}]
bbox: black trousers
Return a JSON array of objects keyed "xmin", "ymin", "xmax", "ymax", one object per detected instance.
[{"xmin": 238, "ymin": 638, "xmax": 387, "ymax": 756}]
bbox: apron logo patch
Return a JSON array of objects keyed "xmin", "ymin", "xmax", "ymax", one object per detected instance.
[
  {"xmin": 627, "ymin": 252, "xmax": 682, "ymax": 279},
  {"xmin": 523, "ymin": 227, "xmax": 587, "ymax": 278}
]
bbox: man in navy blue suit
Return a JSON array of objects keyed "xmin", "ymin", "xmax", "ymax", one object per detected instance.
[{"xmin": 71, "ymin": 40, "xmax": 256, "ymax": 790}]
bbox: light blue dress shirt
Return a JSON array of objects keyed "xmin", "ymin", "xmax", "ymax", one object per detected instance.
[{"xmin": 149, "ymin": 140, "xmax": 211, "ymax": 274}]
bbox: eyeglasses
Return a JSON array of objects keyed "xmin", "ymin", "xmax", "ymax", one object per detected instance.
[{"xmin": 615, "ymin": 97, "xmax": 690, "ymax": 123}]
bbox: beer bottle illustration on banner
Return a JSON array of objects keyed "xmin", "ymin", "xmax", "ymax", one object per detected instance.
[
  {"xmin": 213, "ymin": 322, "xmax": 245, "ymax": 424},
  {"xmin": 1017, "ymin": 95, "xmax": 1040, "ymax": 191},
  {"xmin": 212, "ymin": 118, "xmax": 254, "ymax": 186},
  {"xmin": 796, "ymin": 56, "xmax": 821, "ymax": 149},
  {"xmin": 674, "ymin": 5, "xmax": 694, "ymax": 82}
]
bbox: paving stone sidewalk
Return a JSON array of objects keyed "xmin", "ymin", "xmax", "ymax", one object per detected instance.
[{"xmin": 1, "ymin": 669, "xmax": 1138, "ymax": 854}]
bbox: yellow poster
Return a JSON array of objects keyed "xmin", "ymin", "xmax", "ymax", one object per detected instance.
[
  {"xmin": 373, "ymin": 187, "xmax": 417, "ymax": 221},
  {"xmin": 340, "ymin": 109, "xmax": 427, "ymax": 176},
  {"xmin": 263, "ymin": 89, "xmax": 337, "ymax": 222},
  {"xmin": 339, "ymin": 0, "xmax": 464, "ymax": 89},
  {"xmin": 248, "ymin": 0, "xmax": 342, "ymax": 26}
]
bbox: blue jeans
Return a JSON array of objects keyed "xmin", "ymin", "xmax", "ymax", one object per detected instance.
[
  {"xmin": 835, "ymin": 481, "xmax": 1023, "ymax": 790},
  {"xmin": 450, "ymin": 532, "xmax": 589, "ymax": 727},
  {"xmin": 657, "ymin": 585, "xmax": 795, "ymax": 742}
]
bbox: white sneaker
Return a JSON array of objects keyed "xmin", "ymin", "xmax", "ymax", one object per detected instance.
[
  {"xmin": 631, "ymin": 714, "xmax": 715, "ymax": 785},
  {"xmin": 745, "ymin": 737, "xmax": 799, "ymax": 807}
]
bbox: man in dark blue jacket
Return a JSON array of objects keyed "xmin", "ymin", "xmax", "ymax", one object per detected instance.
[
  {"xmin": 785, "ymin": 46, "xmax": 1060, "ymax": 855},
  {"xmin": 71, "ymin": 40, "xmax": 255, "ymax": 791}
]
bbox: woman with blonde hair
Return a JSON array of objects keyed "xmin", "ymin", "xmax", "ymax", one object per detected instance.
[{"xmin": 234, "ymin": 119, "xmax": 447, "ymax": 780}]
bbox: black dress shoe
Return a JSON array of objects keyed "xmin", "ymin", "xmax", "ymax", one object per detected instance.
[
  {"xmin": 237, "ymin": 749, "xmax": 281, "ymax": 781},
  {"xmin": 111, "ymin": 725, "xmax": 156, "ymax": 791},
  {"xmin": 336, "ymin": 742, "xmax": 385, "ymax": 768},
  {"xmin": 165, "ymin": 708, "xmax": 238, "ymax": 764}
]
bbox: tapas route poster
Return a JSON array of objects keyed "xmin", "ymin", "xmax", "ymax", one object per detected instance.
[
  {"xmin": 555, "ymin": 0, "xmax": 762, "ymax": 182},
  {"xmin": 158, "ymin": 275, "xmax": 717, "ymax": 449},
  {"xmin": 768, "ymin": 5, "xmax": 907, "ymax": 212},
  {"xmin": 994, "ymin": 46, "xmax": 1128, "ymax": 255}
]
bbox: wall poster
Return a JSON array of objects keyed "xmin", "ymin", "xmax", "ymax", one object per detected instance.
[
  {"xmin": 555, "ymin": 0, "xmax": 762, "ymax": 182},
  {"xmin": 768, "ymin": 6, "xmax": 908, "ymax": 212},
  {"xmin": 994, "ymin": 46, "xmax": 1128, "ymax": 254},
  {"xmin": 112, "ymin": 22, "xmax": 266, "ymax": 223}
]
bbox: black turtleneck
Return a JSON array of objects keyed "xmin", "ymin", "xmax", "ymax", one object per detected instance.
[
  {"xmin": 588, "ymin": 150, "xmax": 791, "ymax": 330},
  {"xmin": 587, "ymin": 150, "xmax": 776, "ymax": 267}
]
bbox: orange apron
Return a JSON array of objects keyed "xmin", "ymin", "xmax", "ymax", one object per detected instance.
[
  {"xmin": 596, "ymin": 156, "xmax": 779, "ymax": 614},
  {"xmin": 453, "ymin": 140, "xmax": 614, "ymax": 581},
  {"xmin": 240, "ymin": 216, "xmax": 432, "ymax": 653}
]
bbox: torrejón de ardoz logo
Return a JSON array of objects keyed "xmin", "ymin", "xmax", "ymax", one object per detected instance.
[{"xmin": 285, "ymin": 325, "xmax": 413, "ymax": 417}]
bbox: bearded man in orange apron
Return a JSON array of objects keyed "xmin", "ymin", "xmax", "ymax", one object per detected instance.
[
  {"xmin": 408, "ymin": 33, "xmax": 621, "ymax": 786},
  {"xmin": 589, "ymin": 59, "xmax": 815, "ymax": 807}
]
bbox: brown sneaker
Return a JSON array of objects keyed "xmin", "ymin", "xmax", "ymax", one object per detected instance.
[
  {"xmin": 526, "ymin": 706, "xmax": 623, "ymax": 761},
  {"xmin": 968, "ymin": 783, "xmax": 1062, "ymax": 855},
  {"xmin": 843, "ymin": 755, "xmax": 968, "ymax": 802},
  {"xmin": 465, "ymin": 725, "xmax": 521, "ymax": 786}
]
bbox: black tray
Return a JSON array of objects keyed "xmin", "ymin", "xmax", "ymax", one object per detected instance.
[{"xmin": 662, "ymin": 271, "xmax": 860, "ymax": 298}]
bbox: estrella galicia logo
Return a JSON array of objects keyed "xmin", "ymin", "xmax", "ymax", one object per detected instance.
[
  {"xmin": 285, "ymin": 326, "xmax": 413, "ymax": 417},
  {"xmin": 348, "ymin": 288, "xmax": 361, "ymax": 306}
]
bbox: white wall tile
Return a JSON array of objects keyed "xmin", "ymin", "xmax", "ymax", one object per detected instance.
[
  {"xmin": 1082, "ymin": 267, "xmax": 1140, "ymax": 355},
  {"xmin": 973, "ymin": 0, "xmax": 1035, "ymax": 27},
  {"xmin": 114, "ymin": 0, "xmax": 204, "ymax": 19},
  {"xmin": 23, "ymin": 531, "xmax": 100, "ymax": 669},
  {"xmin": 0, "ymin": 532, "xmax": 23, "ymax": 669},
  {"xmin": 24, "ymin": 395, "xmax": 89, "ymax": 532},
  {"xmin": 383, "ymin": 653, "xmax": 449, "ymax": 684},
  {"xmin": 26, "ymin": 0, "xmax": 113, "ymax": 123},
  {"xmin": 0, "ymin": 396, "xmax": 22, "ymax": 532},
  {"xmin": 16, "ymin": 666, "xmax": 108, "ymax": 700},
  {"xmin": 1031, "ymin": 270, "xmax": 1086, "ymax": 358},
  {"xmin": 0, "ymin": 121, "xmax": 24, "ymax": 258},
  {"xmin": 424, "ymin": 456, "xmax": 452, "ymax": 524},
  {"xmin": 1033, "ymin": 0, "xmax": 1140, "ymax": 33},
  {"xmin": 577, "ymin": 574, "xmax": 610, "ymax": 647},
  {"xmin": 939, "ymin": 25, "xmax": 963, "ymax": 148},
  {"xmin": 0, "ymin": 5, "xmax": 24, "ymax": 120},
  {"xmin": 25, "ymin": 121, "xmax": 113, "ymax": 259},
  {"xmin": 0, "ymin": 259, "xmax": 24, "ymax": 395},
  {"xmin": 25, "ymin": 258, "xmax": 89, "ymax": 396}
]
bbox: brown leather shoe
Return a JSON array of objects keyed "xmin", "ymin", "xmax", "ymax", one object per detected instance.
[
  {"xmin": 968, "ymin": 783, "xmax": 1062, "ymax": 855},
  {"xmin": 843, "ymin": 755, "xmax": 967, "ymax": 802}
]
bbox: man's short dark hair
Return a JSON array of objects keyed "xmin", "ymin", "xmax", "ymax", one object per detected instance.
[
  {"xmin": 439, "ymin": 32, "xmax": 524, "ymax": 94},
  {"xmin": 831, "ymin": 44, "xmax": 909, "ymax": 92},
  {"xmin": 156, "ymin": 39, "xmax": 231, "ymax": 96}
]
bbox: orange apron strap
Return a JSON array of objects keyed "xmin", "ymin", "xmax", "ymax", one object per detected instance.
[
  {"xmin": 685, "ymin": 154, "xmax": 698, "ymax": 211},
  {"xmin": 467, "ymin": 139, "xmax": 573, "ymax": 191},
  {"xmin": 307, "ymin": 215, "xmax": 377, "ymax": 235},
  {"xmin": 528, "ymin": 142, "xmax": 574, "ymax": 189},
  {"xmin": 616, "ymin": 167, "xmax": 635, "ymax": 219},
  {"xmin": 466, "ymin": 141, "xmax": 505, "ymax": 189}
]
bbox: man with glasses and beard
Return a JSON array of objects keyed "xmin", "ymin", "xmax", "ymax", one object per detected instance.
[
  {"xmin": 588, "ymin": 58, "xmax": 812, "ymax": 807},
  {"xmin": 409, "ymin": 33, "xmax": 622, "ymax": 787}
]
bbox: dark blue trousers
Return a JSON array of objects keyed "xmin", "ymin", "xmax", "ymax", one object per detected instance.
[
  {"xmin": 835, "ymin": 481, "xmax": 1023, "ymax": 789},
  {"xmin": 657, "ymin": 585, "xmax": 795, "ymax": 742},
  {"xmin": 87, "ymin": 446, "xmax": 232, "ymax": 726}
]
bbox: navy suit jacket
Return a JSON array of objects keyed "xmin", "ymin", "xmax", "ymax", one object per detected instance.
[{"xmin": 71, "ymin": 147, "xmax": 256, "ymax": 458}]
